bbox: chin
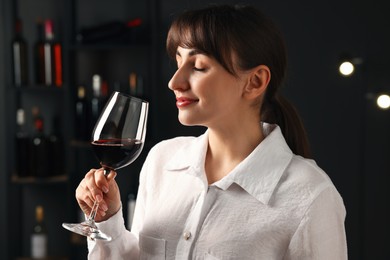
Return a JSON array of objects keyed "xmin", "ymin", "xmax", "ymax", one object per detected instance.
[
  {"xmin": 178, "ymin": 119, "xmax": 194, "ymax": 126},
  {"xmin": 178, "ymin": 116, "xmax": 198, "ymax": 126}
]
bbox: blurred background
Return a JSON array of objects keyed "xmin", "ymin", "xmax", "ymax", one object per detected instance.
[{"xmin": 0, "ymin": 0, "xmax": 389, "ymax": 259}]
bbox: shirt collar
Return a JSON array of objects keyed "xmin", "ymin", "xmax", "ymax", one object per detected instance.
[
  {"xmin": 164, "ymin": 131, "xmax": 208, "ymax": 175},
  {"xmin": 165, "ymin": 123, "xmax": 293, "ymax": 205}
]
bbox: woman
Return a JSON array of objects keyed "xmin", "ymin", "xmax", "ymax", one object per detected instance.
[{"xmin": 76, "ymin": 4, "xmax": 347, "ymax": 259}]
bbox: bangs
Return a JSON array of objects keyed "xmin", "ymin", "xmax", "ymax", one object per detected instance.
[
  {"xmin": 166, "ymin": 7, "xmax": 235, "ymax": 75},
  {"xmin": 166, "ymin": 17, "xmax": 206, "ymax": 58}
]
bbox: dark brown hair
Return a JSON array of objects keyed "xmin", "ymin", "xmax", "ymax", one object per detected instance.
[{"xmin": 166, "ymin": 4, "xmax": 311, "ymax": 158}]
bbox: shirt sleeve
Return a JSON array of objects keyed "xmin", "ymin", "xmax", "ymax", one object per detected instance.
[
  {"xmin": 87, "ymin": 206, "xmax": 140, "ymax": 259},
  {"xmin": 284, "ymin": 186, "xmax": 348, "ymax": 260}
]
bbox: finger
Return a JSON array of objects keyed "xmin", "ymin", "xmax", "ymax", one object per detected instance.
[
  {"xmin": 94, "ymin": 168, "xmax": 111, "ymax": 194},
  {"xmin": 76, "ymin": 187, "xmax": 108, "ymax": 217},
  {"xmin": 76, "ymin": 169, "xmax": 112, "ymax": 220},
  {"xmin": 78, "ymin": 189, "xmax": 95, "ymax": 209},
  {"xmin": 105, "ymin": 170, "xmax": 118, "ymax": 193},
  {"xmin": 82, "ymin": 173, "xmax": 110, "ymax": 213},
  {"xmin": 76, "ymin": 183, "xmax": 95, "ymax": 214},
  {"xmin": 83, "ymin": 168, "xmax": 101, "ymax": 196},
  {"xmin": 85, "ymin": 171, "xmax": 104, "ymax": 202},
  {"xmin": 83, "ymin": 169, "xmax": 101, "ymax": 193},
  {"xmin": 78, "ymin": 200, "xmax": 107, "ymax": 218},
  {"xmin": 97, "ymin": 209, "xmax": 107, "ymax": 217},
  {"xmin": 78, "ymin": 200, "xmax": 93, "ymax": 216},
  {"xmin": 85, "ymin": 168, "xmax": 98, "ymax": 179}
]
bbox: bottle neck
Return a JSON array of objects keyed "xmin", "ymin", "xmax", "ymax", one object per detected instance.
[
  {"xmin": 45, "ymin": 20, "xmax": 54, "ymax": 41},
  {"xmin": 36, "ymin": 19, "xmax": 44, "ymax": 42},
  {"xmin": 34, "ymin": 118, "xmax": 44, "ymax": 133},
  {"xmin": 32, "ymin": 107, "xmax": 44, "ymax": 134},
  {"xmin": 92, "ymin": 75, "xmax": 102, "ymax": 97},
  {"xmin": 14, "ymin": 19, "xmax": 23, "ymax": 38},
  {"xmin": 77, "ymin": 86, "xmax": 86, "ymax": 99},
  {"xmin": 16, "ymin": 109, "xmax": 25, "ymax": 129},
  {"xmin": 35, "ymin": 206, "xmax": 44, "ymax": 223}
]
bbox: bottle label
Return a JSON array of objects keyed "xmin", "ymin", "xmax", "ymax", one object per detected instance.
[{"xmin": 31, "ymin": 233, "xmax": 47, "ymax": 258}]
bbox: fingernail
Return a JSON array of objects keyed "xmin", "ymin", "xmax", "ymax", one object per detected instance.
[
  {"xmin": 101, "ymin": 204, "xmax": 108, "ymax": 211},
  {"xmin": 96, "ymin": 195, "xmax": 103, "ymax": 202},
  {"xmin": 102, "ymin": 186, "xmax": 109, "ymax": 193}
]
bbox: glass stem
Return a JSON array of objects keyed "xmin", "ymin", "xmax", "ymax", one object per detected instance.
[
  {"xmin": 103, "ymin": 168, "xmax": 110, "ymax": 176},
  {"xmin": 87, "ymin": 168, "xmax": 110, "ymax": 222},
  {"xmin": 87, "ymin": 199, "xmax": 99, "ymax": 222}
]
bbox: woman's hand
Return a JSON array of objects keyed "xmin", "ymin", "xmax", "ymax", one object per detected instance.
[{"xmin": 76, "ymin": 168, "xmax": 121, "ymax": 222}]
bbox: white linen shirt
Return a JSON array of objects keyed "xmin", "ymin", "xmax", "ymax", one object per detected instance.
[{"xmin": 88, "ymin": 123, "xmax": 348, "ymax": 259}]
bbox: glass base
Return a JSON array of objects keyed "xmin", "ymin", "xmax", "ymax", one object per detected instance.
[{"xmin": 62, "ymin": 221, "xmax": 112, "ymax": 241}]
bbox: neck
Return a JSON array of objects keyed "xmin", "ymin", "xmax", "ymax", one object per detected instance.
[{"xmin": 205, "ymin": 121, "xmax": 264, "ymax": 184}]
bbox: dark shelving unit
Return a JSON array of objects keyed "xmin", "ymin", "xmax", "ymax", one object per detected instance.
[{"xmin": 2, "ymin": 0, "xmax": 159, "ymax": 259}]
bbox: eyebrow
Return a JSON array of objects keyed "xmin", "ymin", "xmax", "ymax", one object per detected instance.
[{"xmin": 176, "ymin": 49, "xmax": 205, "ymax": 57}]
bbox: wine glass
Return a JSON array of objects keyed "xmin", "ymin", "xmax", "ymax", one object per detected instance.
[{"xmin": 62, "ymin": 91, "xmax": 148, "ymax": 241}]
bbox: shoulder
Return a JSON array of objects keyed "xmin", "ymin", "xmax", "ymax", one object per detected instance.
[
  {"xmin": 288, "ymin": 155, "xmax": 332, "ymax": 187},
  {"xmin": 281, "ymin": 155, "xmax": 342, "ymax": 203},
  {"xmin": 274, "ymin": 155, "xmax": 345, "ymax": 223}
]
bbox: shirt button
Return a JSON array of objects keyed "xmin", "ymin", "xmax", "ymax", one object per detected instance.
[{"xmin": 183, "ymin": 231, "xmax": 191, "ymax": 240}]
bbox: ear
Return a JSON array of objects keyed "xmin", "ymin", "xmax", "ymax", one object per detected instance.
[{"xmin": 243, "ymin": 65, "xmax": 271, "ymax": 100}]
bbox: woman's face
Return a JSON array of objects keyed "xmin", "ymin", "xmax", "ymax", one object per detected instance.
[{"xmin": 168, "ymin": 46, "xmax": 247, "ymax": 128}]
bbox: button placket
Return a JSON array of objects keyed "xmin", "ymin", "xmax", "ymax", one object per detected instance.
[{"xmin": 175, "ymin": 181, "xmax": 209, "ymax": 259}]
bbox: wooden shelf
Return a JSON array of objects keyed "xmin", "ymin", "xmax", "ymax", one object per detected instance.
[
  {"xmin": 14, "ymin": 85, "xmax": 64, "ymax": 92},
  {"xmin": 16, "ymin": 257, "xmax": 68, "ymax": 260},
  {"xmin": 11, "ymin": 174, "xmax": 69, "ymax": 184},
  {"xmin": 68, "ymin": 42, "xmax": 150, "ymax": 51}
]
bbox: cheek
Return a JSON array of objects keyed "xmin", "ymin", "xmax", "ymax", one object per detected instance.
[
  {"xmin": 189, "ymin": 76, "xmax": 210, "ymax": 95},
  {"xmin": 191, "ymin": 72, "xmax": 240, "ymax": 102}
]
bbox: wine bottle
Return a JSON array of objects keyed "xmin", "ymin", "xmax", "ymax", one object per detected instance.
[
  {"xmin": 30, "ymin": 107, "xmax": 49, "ymax": 177},
  {"xmin": 101, "ymin": 80, "xmax": 109, "ymax": 102},
  {"xmin": 35, "ymin": 18, "xmax": 45, "ymax": 85},
  {"xmin": 46, "ymin": 19, "xmax": 63, "ymax": 87},
  {"xmin": 15, "ymin": 108, "xmax": 30, "ymax": 177},
  {"xmin": 31, "ymin": 205, "xmax": 48, "ymax": 259},
  {"xmin": 129, "ymin": 72, "xmax": 137, "ymax": 96},
  {"xmin": 48, "ymin": 116, "xmax": 63, "ymax": 176},
  {"xmin": 43, "ymin": 20, "xmax": 53, "ymax": 86},
  {"xmin": 129, "ymin": 72, "xmax": 144, "ymax": 98},
  {"xmin": 12, "ymin": 18, "xmax": 28, "ymax": 86},
  {"xmin": 75, "ymin": 86, "xmax": 89, "ymax": 140},
  {"xmin": 35, "ymin": 19, "xmax": 63, "ymax": 87},
  {"xmin": 90, "ymin": 74, "xmax": 103, "ymax": 130}
]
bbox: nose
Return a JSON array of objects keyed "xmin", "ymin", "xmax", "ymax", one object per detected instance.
[{"xmin": 168, "ymin": 66, "xmax": 189, "ymax": 92}]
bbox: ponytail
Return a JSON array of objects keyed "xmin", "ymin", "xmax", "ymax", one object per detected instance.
[{"xmin": 262, "ymin": 94, "xmax": 312, "ymax": 158}]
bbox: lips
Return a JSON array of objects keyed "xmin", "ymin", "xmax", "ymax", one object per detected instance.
[{"xmin": 176, "ymin": 97, "xmax": 198, "ymax": 108}]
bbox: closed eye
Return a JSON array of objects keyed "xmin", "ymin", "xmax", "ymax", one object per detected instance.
[{"xmin": 193, "ymin": 67, "xmax": 206, "ymax": 72}]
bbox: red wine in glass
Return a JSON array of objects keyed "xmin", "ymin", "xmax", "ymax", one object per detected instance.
[
  {"xmin": 62, "ymin": 92, "xmax": 148, "ymax": 241},
  {"xmin": 92, "ymin": 138, "xmax": 143, "ymax": 170}
]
